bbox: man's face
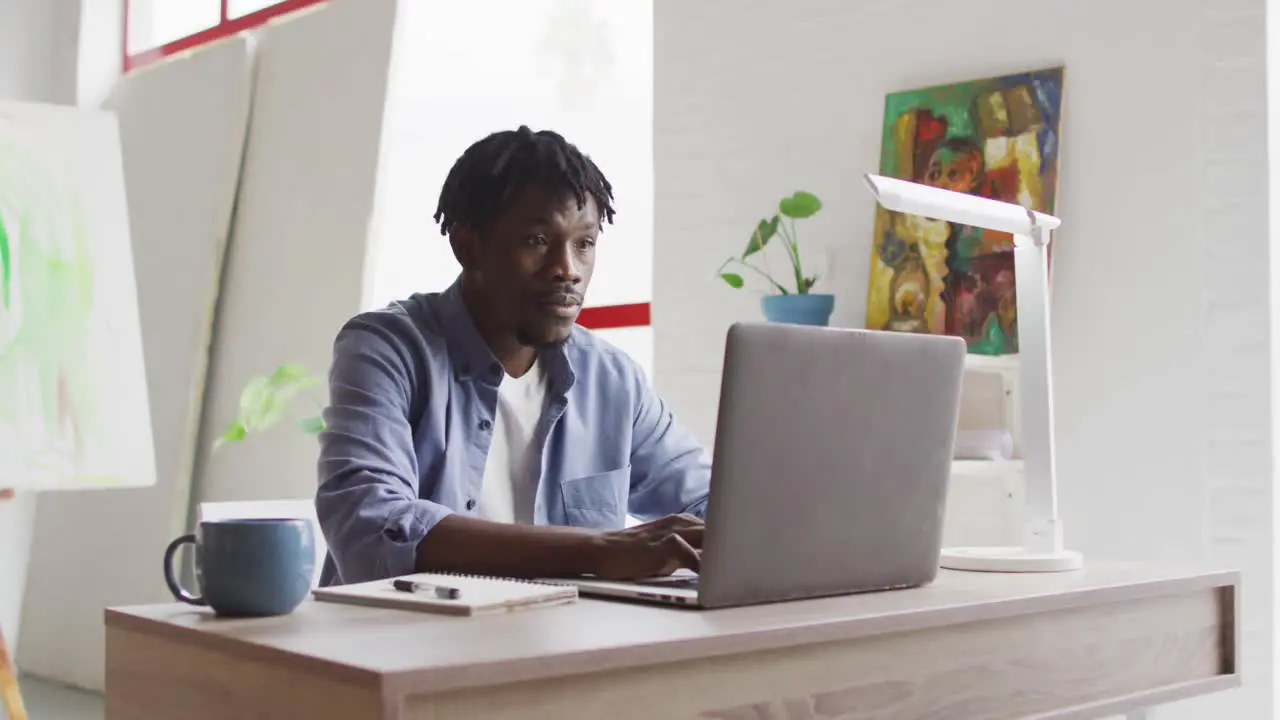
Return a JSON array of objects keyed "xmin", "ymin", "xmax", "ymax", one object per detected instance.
[{"xmin": 463, "ymin": 185, "xmax": 600, "ymax": 347}]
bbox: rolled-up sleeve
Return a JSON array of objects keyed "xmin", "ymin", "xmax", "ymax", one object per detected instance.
[
  {"xmin": 316, "ymin": 317, "xmax": 452, "ymax": 584},
  {"xmin": 626, "ymin": 369, "xmax": 712, "ymax": 521}
]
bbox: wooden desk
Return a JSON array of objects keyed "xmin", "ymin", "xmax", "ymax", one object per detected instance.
[{"xmin": 105, "ymin": 564, "xmax": 1239, "ymax": 720}]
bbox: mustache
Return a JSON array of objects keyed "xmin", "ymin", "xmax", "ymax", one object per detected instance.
[{"xmin": 534, "ymin": 287, "xmax": 584, "ymax": 305}]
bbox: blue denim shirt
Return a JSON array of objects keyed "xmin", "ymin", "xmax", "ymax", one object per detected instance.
[{"xmin": 315, "ymin": 280, "xmax": 711, "ymax": 585}]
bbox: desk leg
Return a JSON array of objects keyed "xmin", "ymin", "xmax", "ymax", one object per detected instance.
[{"xmin": 0, "ymin": 622, "xmax": 28, "ymax": 720}]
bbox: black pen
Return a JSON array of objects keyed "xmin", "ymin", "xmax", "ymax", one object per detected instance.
[{"xmin": 392, "ymin": 578, "xmax": 461, "ymax": 600}]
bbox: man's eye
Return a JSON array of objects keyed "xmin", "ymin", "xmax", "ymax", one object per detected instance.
[
  {"xmin": 526, "ymin": 234, "xmax": 548, "ymax": 246},
  {"xmin": 577, "ymin": 238, "xmax": 597, "ymax": 250}
]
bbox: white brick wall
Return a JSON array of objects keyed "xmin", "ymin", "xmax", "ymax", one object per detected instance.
[
  {"xmin": 1188, "ymin": 3, "xmax": 1272, "ymax": 716},
  {"xmin": 654, "ymin": 0, "xmax": 1271, "ymax": 715}
]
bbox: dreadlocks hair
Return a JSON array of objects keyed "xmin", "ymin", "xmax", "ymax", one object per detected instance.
[{"xmin": 433, "ymin": 126, "xmax": 616, "ymax": 237}]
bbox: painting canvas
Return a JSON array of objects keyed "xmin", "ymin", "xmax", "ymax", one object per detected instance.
[
  {"xmin": 0, "ymin": 102, "xmax": 155, "ymax": 490},
  {"xmin": 866, "ymin": 67, "xmax": 1064, "ymax": 355}
]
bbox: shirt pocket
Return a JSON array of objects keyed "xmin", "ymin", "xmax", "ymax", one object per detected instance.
[{"xmin": 559, "ymin": 466, "xmax": 630, "ymax": 530}]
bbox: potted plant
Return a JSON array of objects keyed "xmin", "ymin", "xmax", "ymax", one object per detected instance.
[
  {"xmin": 216, "ymin": 363, "xmax": 326, "ymax": 448},
  {"xmin": 717, "ymin": 190, "xmax": 834, "ymax": 326}
]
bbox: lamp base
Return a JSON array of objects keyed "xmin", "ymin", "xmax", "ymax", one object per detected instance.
[{"xmin": 940, "ymin": 545, "xmax": 1083, "ymax": 573}]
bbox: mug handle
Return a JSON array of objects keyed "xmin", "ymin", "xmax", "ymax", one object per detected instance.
[{"xmin": 163, "ymin": 534, "xmax": 207, "ymax": 606}]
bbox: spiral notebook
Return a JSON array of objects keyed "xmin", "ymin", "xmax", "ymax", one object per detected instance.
[{"xmin": 311, "ymin": 573, "xmax": 578, "ymax": 617}]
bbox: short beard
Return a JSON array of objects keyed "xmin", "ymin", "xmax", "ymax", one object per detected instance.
[{"xmin": 515, "ymin": 326, "xmax": 569, "ymax": 349}]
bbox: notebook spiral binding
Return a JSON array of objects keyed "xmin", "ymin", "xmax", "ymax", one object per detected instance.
[{"xmin": 431, "ymin": 571, "xmax": 555, "ymax": 586}]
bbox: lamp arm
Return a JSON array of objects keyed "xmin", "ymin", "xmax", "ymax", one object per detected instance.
[{"xmin": 1013, "ymin": 227, "xmax": 1063, "ymax": 554}]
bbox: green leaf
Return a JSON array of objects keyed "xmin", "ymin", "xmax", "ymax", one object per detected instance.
[
  {"xmin": 720, "ymin": 272, "xmax": 745, "ymax": 289},
  {"xmin": 269, "ymin": 363, "xmax": 311, "ymax": 385},
  {"xmin": 215, "ymin": 420, "xmax": 248, "ymax": 450},
  {"xmin": 268, "ymin": 365, "xmax": 322, "ymax": 398},
  {"xmin": 778, "ymin": 191, "xmax": 822, "ymax": 219},
  {"xmin": 237, "ymin": 376, "xmax": 278, "ymax": 432},
  {"xmin": 224, "ymin": 364, "xmax": 325, "ymax": 448},
  {"xmin": 297, "ymin": 415, "xmax": 326, "ymax": 434},
  {"xmin": 743, "ymin": 215, "xmax": 780, "ymax": 258}
]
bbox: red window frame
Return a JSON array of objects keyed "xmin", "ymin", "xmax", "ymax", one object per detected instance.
[
  {"xmin": 123, "ymin": 0, "xmax": 328, "ymax": 73},
  {"xmin": 121, "ymin": 0, "xmax": 650, "ymax": 331}
]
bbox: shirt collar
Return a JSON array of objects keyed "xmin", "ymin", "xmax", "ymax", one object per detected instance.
[{"xmin": 438, "ymin": 277, "xmax": 575, "ymax": 394}]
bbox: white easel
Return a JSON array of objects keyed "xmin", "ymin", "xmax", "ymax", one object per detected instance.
[
  {"xmin": 0, "ymin": 490, "xmax": 27, "ymax": 720},
  {"xmin": 0, "ymin": 102, "xmax": 156, "ymax": 720}
]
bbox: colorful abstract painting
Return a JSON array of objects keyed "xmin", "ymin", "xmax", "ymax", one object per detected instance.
[
  {"xmin": 0, "ymin": 102, "xmax": 155, "ymax": 490},
  {"xmin": 866, "ymin": 67, "xmax": 1064, "ymax": 355}
]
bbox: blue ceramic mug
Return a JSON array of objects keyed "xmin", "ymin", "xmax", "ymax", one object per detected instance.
[{"xmin": 163, "ymin": 518, "xmax": 315, "ymax": 617}]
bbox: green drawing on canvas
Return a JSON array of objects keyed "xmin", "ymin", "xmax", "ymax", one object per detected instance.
[
  {"xmin": 0, "ymin": 213, "xmax": 11, "ymax": 309},
  {"xmin": 0, "ymin": 133, "xmax": 99, "ymax": 473}
]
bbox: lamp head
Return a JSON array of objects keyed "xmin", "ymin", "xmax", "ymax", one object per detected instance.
[{"xmin": 864, "ymin": 174, "xmax": 1060, "ymax": 242}]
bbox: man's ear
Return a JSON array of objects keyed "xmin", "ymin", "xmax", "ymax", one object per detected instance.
[{"xmin": 449, "ymin": 224, "xmax": 479, "ymax": 269}]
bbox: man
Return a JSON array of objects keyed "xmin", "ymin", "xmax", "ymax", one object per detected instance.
[{"xmin": 316, "ymin": 127, "xmax": 710, "ymax": 586}]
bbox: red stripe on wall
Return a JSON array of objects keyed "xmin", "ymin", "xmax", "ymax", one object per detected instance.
[
  {"xmin": 577, "ymin": 303, "xmax": 651, "ymax": 330},
  {"xmin": 124, "ymin": 0, "xmax": 329, "ymax": 72}
]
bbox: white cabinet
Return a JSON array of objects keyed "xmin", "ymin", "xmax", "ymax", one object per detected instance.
[
  {"xmin": 943, "ymin": 460, "xmax": 1024, "ymax": 548},
  {"xmin": 944, "ymin": 355, "xmax": 1024, "ymax": 547}
]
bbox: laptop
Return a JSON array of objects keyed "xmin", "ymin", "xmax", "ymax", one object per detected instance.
[{"xmin": 561, "ymin": 321, "xmax": 966, "ymax": 609}]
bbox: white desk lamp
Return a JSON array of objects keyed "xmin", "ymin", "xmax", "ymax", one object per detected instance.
[{"xmin": 864, "ymin": 173, "xmax": 1082, "ymax": 573}]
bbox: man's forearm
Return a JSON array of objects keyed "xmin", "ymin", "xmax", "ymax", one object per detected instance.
[{"xmin": 414, "ymin": 515, "xmax": 603, "ymax": 578}]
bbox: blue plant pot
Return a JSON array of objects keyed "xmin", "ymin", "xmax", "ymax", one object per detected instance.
[{"xmin": 760, "ymin": 293, "xmax": 835, "ymax": 326}]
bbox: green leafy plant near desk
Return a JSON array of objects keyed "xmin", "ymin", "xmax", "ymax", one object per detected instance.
[
  {"xmin": 717, "ymin": 190, "xmax": 824, "ymax": 294},
  {"xmin": 216, "ymin": 363, "xmax": 327, "ymax": 448}
]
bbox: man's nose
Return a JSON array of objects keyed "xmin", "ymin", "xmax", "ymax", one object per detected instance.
[{"xmin": 547, "ymin": 241, "xmax": 582, "ymax": 284}]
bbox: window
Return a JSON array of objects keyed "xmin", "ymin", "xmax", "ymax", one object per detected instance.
[
  {"xmin": 226, "ymin": 0, "xmax": 284, "ymax": 18},
  {"xmin": 123, "ymin": 0, "xmax": 327, "ymax": 71},
  {"xmin": 125, "ymin": 1, "xmax": 220, "ymax": 56}
]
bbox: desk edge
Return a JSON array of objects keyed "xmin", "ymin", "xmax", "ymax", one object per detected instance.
[
  {"xmin": 104, "ymin": 608, "xmax": 386, "ymax": 688},
  {"xmin": 104, "ymin": 569, "xmax": 1240, "ymax": 698},
  {"xmin": 379, "ymin": 568, "xmax": 1241, "ymax": 697}
]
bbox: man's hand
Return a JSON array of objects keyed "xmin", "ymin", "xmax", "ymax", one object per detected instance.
[
  {"xmin": 0, "ymin": 490, "xmax": 12, "ymax": 501},
  {"xmin": 415, "ymin": 512, "xmax": 704, "ymax": 581},
  {"xmin": 589, "ymin": 514, "xmax": 703, "ymax": 580}
]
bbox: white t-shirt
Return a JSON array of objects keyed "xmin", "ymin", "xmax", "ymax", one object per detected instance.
[{"xmin": 474, "ymin": 358, "xmax": 548, "ymax": 524}]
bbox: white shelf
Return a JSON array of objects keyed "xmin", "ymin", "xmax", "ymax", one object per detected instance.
[
  {"xmin": 964, "ymin": 353, "xmax": 1019, "ymax": 374},
  {"xmin": 951, "ymin": 459, "xmax": 1024, "ymax": 477}
]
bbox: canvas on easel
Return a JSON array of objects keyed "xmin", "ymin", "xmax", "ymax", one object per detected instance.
[{"xmin": 0, "ymin": 101, "xmax": 156, "ymax": 491}]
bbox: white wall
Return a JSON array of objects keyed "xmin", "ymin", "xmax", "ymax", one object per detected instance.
[
  {"xmin": 0, "ymin": 0, "xmax": 87, "ymax": 655},
  {"xmin": 654, "ymin": 0, "xmax": 1271, "ymax": 716},
  {"xmin": 75, "ymin": 0, "xmax": 123, "ymax": 108},
  {"xmin": 0, "ymin": 0, "xmax": 80, "ymax": 104},
  {"xmin": 1269, "ymin": 0, "xmax": 1280, "ymax": 706}
]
